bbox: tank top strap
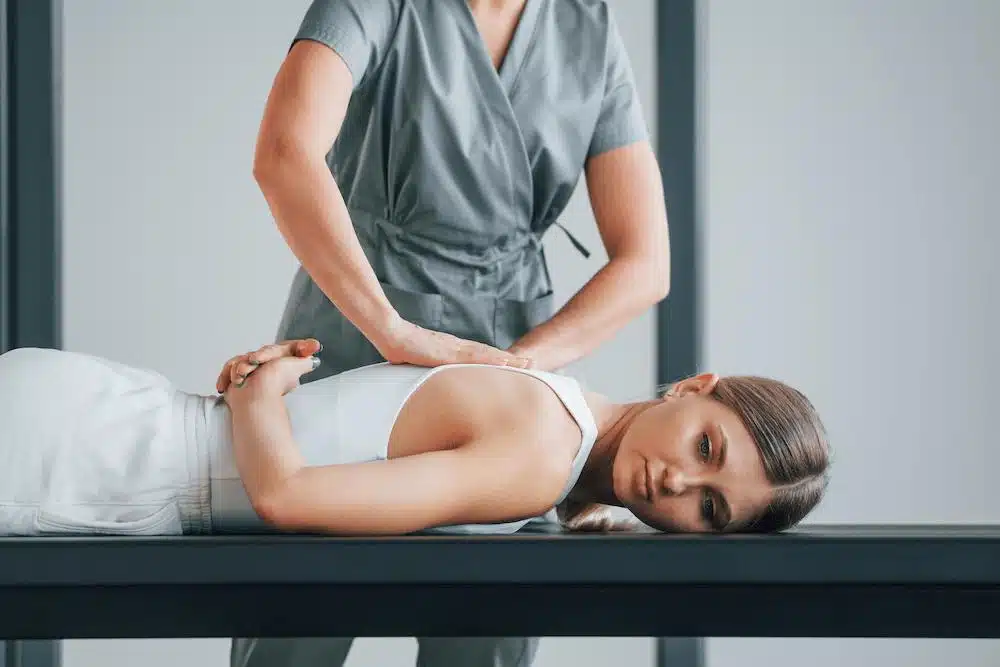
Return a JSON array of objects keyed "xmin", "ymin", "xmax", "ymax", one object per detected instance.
[{"xmin": 497, "ymin": 367, "xmax": 599, "ymax": 503}]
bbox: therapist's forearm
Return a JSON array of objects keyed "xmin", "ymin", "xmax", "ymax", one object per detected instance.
[
  {"xmin": 254, "ymin": 151, "xmax": 398, "ymax": 344},
  {"xmin": 510, "ymin": 255, "xmax": 669, "ymax": 372}
]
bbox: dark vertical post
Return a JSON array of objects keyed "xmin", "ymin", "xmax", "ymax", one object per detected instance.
[
  {"xmin": 1, "ymin": 0, "xmax": 10, "ymax": 353},
  {"xmin": 656, "ymin": 0, "xmax": 699, "ymax": 386},
  {"xmin": 656, "ymin": 637, "xmax": 704, "ymax": 667},
  {"xmin": 655, "ymin": 1, "xmax": 704, "ymax": 667},
  {"xmin": 2, "ymin": 643, "xmax": 61, "ymax": 667},
  {"xmin": 0, "ymin": 0, "xmax": 64, "ymax": 664},
  {"xmin": 6, "ymin": 0, "xmax": 62, "ymax": 352}
]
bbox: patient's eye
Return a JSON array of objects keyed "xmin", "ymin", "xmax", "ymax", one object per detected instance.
[
  {"xmin": 698, "ymin": 434, "xmax": 711, "ymax": 460},
  {"xmin": 701, "ymin": 491, "xmax": 716, "ymax": 524}
]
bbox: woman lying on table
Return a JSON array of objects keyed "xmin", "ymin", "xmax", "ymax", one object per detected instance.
[{"xmin": 0, "ymin": 340, "xmax": 830, "ymax": 536}]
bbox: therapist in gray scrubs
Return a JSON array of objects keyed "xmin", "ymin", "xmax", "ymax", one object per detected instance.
[{"xmin": 234, "ymin": 0, "xmax": 671, "ymax": 666}]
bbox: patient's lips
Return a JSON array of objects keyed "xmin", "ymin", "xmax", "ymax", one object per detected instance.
[{"xmin": 637, "ymin": 460, "xmax": 653, "ymax": 503}]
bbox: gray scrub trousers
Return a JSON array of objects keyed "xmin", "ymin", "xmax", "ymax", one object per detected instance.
[{"xmin": 231, "ymin": 1, "xmax": 648, "ymax": 665}]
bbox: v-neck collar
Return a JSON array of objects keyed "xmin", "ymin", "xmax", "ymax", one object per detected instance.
[{"xmin": 456, "ymin": 0, "xmax": 543, "ymax": 96}]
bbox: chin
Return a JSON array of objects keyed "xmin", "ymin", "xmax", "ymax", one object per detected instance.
[{"xmin": 609, "ymin": 452, "xmax": 628, "ymax": 503}]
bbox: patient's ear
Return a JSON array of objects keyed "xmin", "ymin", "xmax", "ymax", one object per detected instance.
[{"xmin": 666, "ymin": 373, "xmax": 719, "ymax": 399}]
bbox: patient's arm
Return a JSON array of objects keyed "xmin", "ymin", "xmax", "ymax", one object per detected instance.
[
  {"xmin": 228, "ymin": 395, "xmax": 569, "ymax": 534},
  {"xmin": 227, "ymin": 390, "xmax": 306, "ymax": 517},
  {"xmin": 224, "ymin": 354, "xmax": 320, "ymax": 514},
  {"xmin": 258, "ymin": 438, "xmax": 569, "ymax": 535}
]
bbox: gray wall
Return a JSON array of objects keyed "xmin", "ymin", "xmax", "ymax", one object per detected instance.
[
  {"xmin": 59, "ymin": 0, "xmax": 999, "ymax": 666},
  {"xmin": 60, "ymin": 1, "xmax": 655, "ymax": 666},
  {"xmin": 701, "ymin": 0, "xmax": 998, "ymax": 665}
]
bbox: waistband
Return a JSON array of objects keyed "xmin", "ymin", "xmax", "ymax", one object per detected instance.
[
  {"xmin": 174, "ymin": 391, "xmax": 214, "ymax": 534},
  {"xmin": 350, "ymin": 205, "xmax": 546, "ymax": 268}
]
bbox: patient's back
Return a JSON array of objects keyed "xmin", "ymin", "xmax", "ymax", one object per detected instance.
[
  {"xmin": 387, "ymin": 363, "xmax": 584, "ymax": 459},
  {"xmin": 207, "ymin": 362, "xmax": 597, "ymax": 534},
  {"xmin": 286, "ymin": 362, "xmax": 588, "ymax": 466}
]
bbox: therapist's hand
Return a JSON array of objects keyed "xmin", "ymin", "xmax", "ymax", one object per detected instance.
[
  {"xmin": 377, "ymin": 318, "xmax": 533, "ymax": 369},
  {"xmin": 216, "ymin": 338, "xmax": 321, "ymax": 393}
]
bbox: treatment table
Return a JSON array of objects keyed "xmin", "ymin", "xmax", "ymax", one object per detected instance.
[{"xmin": 0, "ymin": 524, "xmax": 997, "ymax": 663}]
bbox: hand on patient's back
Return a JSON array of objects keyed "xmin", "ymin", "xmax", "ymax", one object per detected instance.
[
  {"xmin": 215, "ymin": 338, "xmax": 321, "ymax": 393},
  {"xmin": 377, "ymin": 319, "xmax": 532, "ymax": 369}
]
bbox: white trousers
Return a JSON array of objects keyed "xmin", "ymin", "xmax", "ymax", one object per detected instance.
[{"xmin": 0, "ymin": 347, "xmax": 213, "ymax": 535}]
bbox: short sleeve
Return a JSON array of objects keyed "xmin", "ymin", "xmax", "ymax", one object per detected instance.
[
  {"xmin": 587, "ymin": 11, "xmax": 649, "ymax": 158},
  {"xmin": 292, "ymin": 0, "xmax": 402, "ymax": 89}
]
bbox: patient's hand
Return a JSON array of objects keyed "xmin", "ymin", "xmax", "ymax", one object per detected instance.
[
  {"xmin": 215, "ymin": 338, "xmax": 321, "ymax": 393},
  {"xmin": 224, "ymin": 355, "xmax": 321, "ymax": 407}
]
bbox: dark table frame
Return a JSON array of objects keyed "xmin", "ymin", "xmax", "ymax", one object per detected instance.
[{"xmin": 1, "ymin": 526, "xmax": 999, "ymax": 642}]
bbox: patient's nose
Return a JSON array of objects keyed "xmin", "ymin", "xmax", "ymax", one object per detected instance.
[{"xmin": 663, "ymin": 467, "xmax": 689, "ymax": 495}]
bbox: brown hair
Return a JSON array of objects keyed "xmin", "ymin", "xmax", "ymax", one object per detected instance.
[{"xmin": 558, "ymin": 375, "xmax": 831, "ymax": 533}]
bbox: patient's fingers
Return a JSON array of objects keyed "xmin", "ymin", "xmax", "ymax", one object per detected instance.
[
  {"xmin": 231, "ymin": 355, "xmax": 260, "ymax": 388},
  {"xmin": 217, "ymin": 339, "xmax": 322, "ymax": 392},
  {"xmin": 217, "ymin": 352, "xmax": 262, "ymax": 393},
  {"xmin": 216, "ymin": 354, "xmax": 245, "ymax": 393}
]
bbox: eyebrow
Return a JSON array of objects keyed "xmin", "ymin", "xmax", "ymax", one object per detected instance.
[
  {"xmin": 714, "ymin": 426, "xmax": 732, "ymax": 531},
  {"xmin": 715, "ymin": 494, "xmax": 733, "ymax": 532},
  {"xmin": 718, "ymin": 426, "xmax": 729, "ymax": 469}
]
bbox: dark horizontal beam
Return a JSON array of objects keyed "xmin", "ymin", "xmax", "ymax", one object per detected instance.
[
  {"xmin": 1, "ymin": 582, "xmax": 996, "ymax": 640},
  {"xmin": 3, "ymin": 527, "xmax": 999, "ymax": 587},
  {"xmin": 1, "ymin": 528, "xmax": 999, "ymax": 638}
]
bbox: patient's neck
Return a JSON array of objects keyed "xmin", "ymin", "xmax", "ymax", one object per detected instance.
[{"xmin": 572, "ymin": 395, "xmax": 658, "ymax": 506}]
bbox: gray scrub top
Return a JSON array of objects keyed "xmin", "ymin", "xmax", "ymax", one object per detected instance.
[{"xmin": 276, "ymin": 0, "xmax": 648, "ymax": 378}]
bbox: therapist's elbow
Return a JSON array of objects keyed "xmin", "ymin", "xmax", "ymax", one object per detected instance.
[
  {"xmin": 252, "ymin": 154, "xmax": 284, "ymax": 193},
  {"xmin": 653, "ymin": 275, "xmax": 671, "ymax": 303},
  {"xmin": 633, "ymin": 254, "xmax": 671, "ymax": 304},
  {"xmin": 610, "ymin": 252, "xmax": 669, "ymax": 304},
  {"xmin": 252, "ymin": 136, "xmax": 307, "ymax": 190},
  {"xmin": 647, "ymin": 242, "xmax": 672, "ymax": 302}
]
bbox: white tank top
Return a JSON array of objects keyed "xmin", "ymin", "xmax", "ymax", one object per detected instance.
[{"xmin": 205, "ymin": 362, "xmax": 599, "ymax": 534}]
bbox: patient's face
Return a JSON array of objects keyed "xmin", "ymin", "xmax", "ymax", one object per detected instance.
[{"xmin": 613, "ymin": 374, "xmax": 772, "ymax": 533}]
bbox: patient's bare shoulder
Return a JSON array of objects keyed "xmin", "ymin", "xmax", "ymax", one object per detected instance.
[
  {"xmin": 440, "ymin": 369, "xmax": 580, "ymax": 519},
  {"xmin": 389, "ymin": 366, "xmax": 583, "ymax": 467},
  {"xmin": 462, "ymin": 368, "xmax": 584, "ymax": 474},
  {"xmin": 383, "ymin": 366, "xmax": 585, "ymax": 524},
  {"xmin": 502, "ymin": 371, "xmax": 584, "ymax": 447}
]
